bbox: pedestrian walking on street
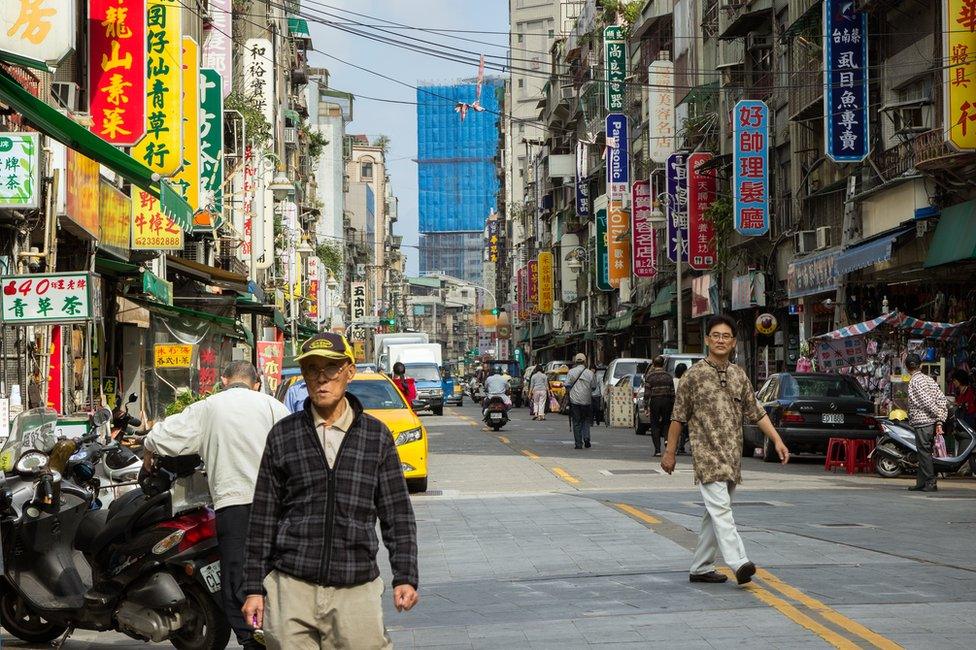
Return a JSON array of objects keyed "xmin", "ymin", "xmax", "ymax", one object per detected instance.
[
  {"xmin": 144, "ymin": 361, "xmax": 291, "ymax": 649},
  {"xmin": 661, "ymin": 315, "xmax": 790, "ymax": 586},
  {"xmin": 643, "ymin": 356, "xmax": 675, "ymax": 457},
  {"xmin": 529, "ymin": 363, "xmax": 550, "ymax": 420},
  {"xmin": 906, "ymin": 353, "xmax": 948, "ymax": 492},
  {"xmin": 242, "ymin": 333, "xmax": 419, "ymax": 649},
  {"xmin": 566, "ymin": 353, "xmax": 596, "ymax": 449},
  {"xmin": 392, "ymin": 361, "xmax": 417, "ymax": 405}
]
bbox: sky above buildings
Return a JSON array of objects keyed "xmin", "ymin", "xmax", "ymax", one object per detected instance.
[{"xmin": 306, "ymin": 0, "xmax": 510, "ymax": 276}]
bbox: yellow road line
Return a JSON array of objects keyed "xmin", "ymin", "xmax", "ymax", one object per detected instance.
[
  {"xmin": 613, "ymin": 503, "xmax": 660, "ymax": 525},
  {"xmin": 497, "ymin": 435, "xmax": 510, "ymax": 444},
  {"xmin": 520, "ymin": 449, "xmax": 540, "ymax": 460},
  {"xmin": 757, "ymin": 569, "xmax": 903, "ymax": 650},
  {"xmin": 718, "ymin": 569, "xmax": 859, "ymax": 649},
  {"xmin": 552, "ymin": 467, "xmax": 580, "ymax": 484}
]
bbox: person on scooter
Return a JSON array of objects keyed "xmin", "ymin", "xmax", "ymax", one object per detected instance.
[
  {"xmin": 906, "ymin": 353, "xmax": 948, "ymax": 492},
  {"xmin": 242, "ymin": 333, "xmax": 419, "ymax": 648},
  {"xmin": 392, "ymin": 361, "xmax": 417, "ymax": 405},
  {"xmin": 483, "ymin": 366, "xmax": 511, "ymax": 415},
  {"xmin": 951, "ymin": 369, "xmax": 976, "ymax": 427},
  {"xmin": 144, "ymin": 361, "xmax": 291, "ymax": 649}
]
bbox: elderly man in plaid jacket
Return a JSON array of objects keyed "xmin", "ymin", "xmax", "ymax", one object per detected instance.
[
  {"xmin": 242, "ymin": 333, "xmax": 419, "ymax": 649},
  {"xmin": 906, "ymin": 353, "xmax": 948, "ymax": 492}
]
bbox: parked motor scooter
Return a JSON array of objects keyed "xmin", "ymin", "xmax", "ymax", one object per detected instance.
[
  {"xmin": 872, "ymin": 408, "xmax": 976, "ymax": 478},
  {"xmin": 0, "ymin": 408, "xmax": 229, "ymax": 649},
  {"xmin": 483, "ymin": 395, "xmax": 510, "ymax": 431}
]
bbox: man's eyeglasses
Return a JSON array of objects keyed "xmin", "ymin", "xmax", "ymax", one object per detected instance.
[
  {"xmin": 304, "ymin": 362, "xmax": 350, "ymax": 382},
  {"xmin": 708, "ymin": 333, "xmax": 735, "ymax": 341}
]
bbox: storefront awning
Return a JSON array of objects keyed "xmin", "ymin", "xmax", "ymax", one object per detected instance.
[
  {"xmin": 815, "ymin": 310, "xmax": 971, "ymax": 341},
  {"xmin": 288, "ymin": 16, "xmax": 311, "ymax": 38},
  {"xmin": 95, "ymin": 256, "xmax": 140, "ymax": 276},
  {"xmin": 835, "ymin": 226, "xmax": 914, "ymax": 275},
  {"xmin": 607, "ymin": 309, "xmax": 634, "ymax": 331},
  {"xmin": 0, "ymin": 69, "xmax": 193, "ymax": 231},
  {"xmin": 649, "ymin": 285, "xmax": 677, "ymax": 318},
  {"xmin": 166, "ymin": 255, "xmax": 249, "ymax": 292},
  {"xmin": 924, "ymin": 199, "xmax": 976, "ymax": 268}
]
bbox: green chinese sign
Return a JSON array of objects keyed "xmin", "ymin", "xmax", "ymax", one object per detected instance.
[
  {"xmin": 604, "ymin": 26, "xmax": 626, "ymax": 112},
  {"xmin": 0, "ymin": 273, "xmax": 93, "ymax": 324},
  {"xmin": 596, "ymin": 209, "xmax": 612, "ymax": 291},
  {"xmin": 198, "ymin": 68, "xmax": 224, "ymax": 229},
  {"xmin": 142, "ymin": 270, "xmax": 173, "ymax": 306},
  {"xmin": 0, "ymin": 132, "xmax": 39, "ymax": 209}
]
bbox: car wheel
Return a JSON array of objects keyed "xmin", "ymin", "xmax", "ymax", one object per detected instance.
[
  {"xmin": 432, "ymin": 406, "xmax": 443, "ymax": 416},
  {"xmin": 762, "ymin": 438, "xmax": 777, "ymax": 463},
  {"xmin": 407, "ymin": 477, "xmax": 428, "ymax": 493},
  {"xmin": 742, "ymin": 439, "xmax": 756, "ymax": 457}
]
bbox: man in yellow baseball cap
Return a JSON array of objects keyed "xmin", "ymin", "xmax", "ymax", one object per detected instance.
[{"xmin": 294, "ymin": 331, "xmax": 356, "ymax": 365}]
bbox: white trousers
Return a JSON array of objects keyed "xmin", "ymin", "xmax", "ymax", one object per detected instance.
[
  {"xmin": 691, "ymin": 480, "xmax": 749, "ymax": 575},
  {"xmin": 532, "ymin": 389, "xmax": 548, "ymax": 417}
]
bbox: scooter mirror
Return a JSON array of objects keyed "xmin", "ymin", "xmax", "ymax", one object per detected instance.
[
  {"xmin": 92, "ymin": 408, "xmax": 113, "ymax": 427},
  {"xmin": 128, "ymin": 393, "xmax": 138, "ymax": 404}
]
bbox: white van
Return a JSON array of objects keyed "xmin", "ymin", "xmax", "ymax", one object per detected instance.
[
  {"xmin": 665, "ymin": 353, "xmax": 706, "ymax": 389},
  {"xmin": 602, "ymin": 358, "xmax": 652, "ymax": 401}
]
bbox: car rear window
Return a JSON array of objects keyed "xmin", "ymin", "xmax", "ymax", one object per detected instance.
[
  {"xmin": 347, "ymin": 380, "xmax": 408, "ymax": 409},
  {"xmin": 614, "ymin": 361, "xmax": 649, "ymax": 379},
  {"xmin": 782, "ymin": 376, "xmax": 867, "ymax": 399}
]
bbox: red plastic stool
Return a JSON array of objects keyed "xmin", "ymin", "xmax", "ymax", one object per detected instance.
[
  {"xmin": 848, "ymin": 439, "xmax": 876, "ymax": 475},
  {"xmin": 825, "ymin": 437, "xmax": 848, "ymax": 472}
]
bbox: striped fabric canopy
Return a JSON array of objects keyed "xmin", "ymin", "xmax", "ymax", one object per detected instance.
[{"xmin": 816, "ymin": 311, "xmax": 971, "ymax": 341}]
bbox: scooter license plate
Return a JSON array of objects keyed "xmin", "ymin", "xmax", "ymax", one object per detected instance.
[
  {"xmin": 200, "ymin": 561, "xmax": 221, "ymax": 593},
  {"xmin": 822, "ymin": 413, "xmax": 844, "ymax": 424},
  {"xmin": 490, "ymin": 413, "xmax": 503, "ymax": 420}
]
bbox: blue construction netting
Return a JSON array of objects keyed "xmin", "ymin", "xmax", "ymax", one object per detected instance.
[{"xmin": 416, "ymin": 80, "xmax": 503, "ymax": 233}]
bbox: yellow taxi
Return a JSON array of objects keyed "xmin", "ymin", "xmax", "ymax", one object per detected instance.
[
  {"xmin": 347, "ymin": 372, "xmax": 429, "ymax": 493},
  {"xmin": 548, "ymin": 365, "xmax": 570, "ymax": 403}
]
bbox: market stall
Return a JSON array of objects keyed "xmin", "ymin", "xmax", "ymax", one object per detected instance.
[{"xmin": 812, "ymin": 311, "xmax": 973, "ymax": 414}]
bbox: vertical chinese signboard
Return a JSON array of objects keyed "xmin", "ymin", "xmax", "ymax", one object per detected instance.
[
  {"xmin": 239, "ymin": 145, "xmax": 257, "ymax": 261},
  {"xmin": 605, "ymin": 114, "xmax": 629, "ymax": 199},
  {"xmin": 631, "ymin": 180, "xmax": 656, "ymax": 278},
  {"xmin": 0, "ymin": 0, "xmax": 75, "ymax": 70},
  {"xmin": 256, "ymin": 341, "xmax": 284, "ymax": 394},
  {"xmin": 575, "ymin": 141, "xmax": 589, "ymax": 218},
  {"xmin": 537, "ymin": 251, "xmax": 554, "ymax": 314},
  {"xmin": 0, "ymin": 132, "xmax": 39, "ymax": 209},
  {"xmin": 131, "ymin": 188, "xmax": 183, "ymax": 249},
  {"xmin": 88, "ymin": 0, "xmax": 146, "ymax": 146},
  {"xmin": 732, "ymin": 100, "xmax": 770, "ymax": 236},
  {"xmin": 486, "ymin": 219, "xmax": 499, "ymax": 264},
  {"xmin": 172, "ymin": 37, "xmax": 200, "ymax": 211},
  {"xmin": 201, "ymin": 0, "xmax": 232, "ymax": 98},
  {"xmin": 527, "ymin": 259, "xmax": 539, "ymax": 305},
  {"xmin": 350, "ymin": 281, "xmax": 367, "ymax": 323},
  {"xmin": 99, "ymin": 179, "xmax": 131, "ymax": 258},
  {"xmin": 307, "ymin": 255, "xmax": 320, "ymax": 322},
  {"xmin": 198, "ymin": 68, "xmax": 224, "ymax": 228},
  {"xmin": 824, "ymin": 0, "xmax": 869, "ymax": 162},
  {"xmin": 604, "ymin": 25, "xmax": 625, "ymax": 111},
  {"xmin": 595, "ymin": 208, "xmax": 612, "ymax": 291},
  {"xmin": 244, "ymin": 38, "xmax": 274, "ymax": 127},
  {"xmin": 132, "ymin": 0, "xmax": 183, "ymax": 176},
  {"xmin": 647, "ymin": 60, "xmax": 675, "ymax": 164},
  {"xmin": 607, "ymin": 201, "xmax": 631, "ymax": 288},
  {"xmin": 945, "ymin": 0, "xmax": 976, "ymax": 149},
  {"xmin": 516, "ymin": 266, "xmax": 527, "ymax": 321},
  {"xmin": 66, "ymin": 149, "xmax": 100, "ymax": 238},
  {"xmin": 665, "ymin": 152, "xmax": 688, "ymax": 263},
  {"xmin": 686, "ymin": 152, "xmax": 717, "ymax": 271}
]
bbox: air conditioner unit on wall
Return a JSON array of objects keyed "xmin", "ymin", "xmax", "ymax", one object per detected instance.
[
  {"xmin": 746, "ymin": 33, "xmax": 772, "ymax": 51},
  {"xmin": 816, "ymin": 226, "xmax": 831, "ymax": 250},
  {"xmin": 796, "ymin": 230, "xmax": 817, "ymax": 254}
]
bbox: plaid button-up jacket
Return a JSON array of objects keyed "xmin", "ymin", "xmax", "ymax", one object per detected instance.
[{"xmin": 243, "ymin": 393, "xmax": 418, "ymax": 594}]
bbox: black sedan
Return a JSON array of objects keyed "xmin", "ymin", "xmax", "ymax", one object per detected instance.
[{"xmin": 743, "ymin": 373, "xmax": 879, "ymax": 461}]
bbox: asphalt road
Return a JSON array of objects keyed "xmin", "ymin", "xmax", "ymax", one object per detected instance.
[{"xmin": 5, "ymin": 401, "xmax": 976, "ymax": 648}]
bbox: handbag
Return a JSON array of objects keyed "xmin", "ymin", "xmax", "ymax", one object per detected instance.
[
  {"xmin": 558, "ymin": 391, "xmax": 571, "ymax": 413},
  {"xmin": 549, "ymin": 394, "xmax": 561, "ymax": 413},
  {"xmin": 933, "ymin": 432, "xmax": 948, "ymax": 458}
]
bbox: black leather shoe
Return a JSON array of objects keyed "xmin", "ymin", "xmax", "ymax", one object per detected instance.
[
  {"xmin": 584, "ymin": 441, "xmax": 591, "ymax": 448},
  {"xmin": 574, "ymin": 445, "xmax": 583, "ymax": 449},
  {"xmin": 735, "ymin": 562, "xmax": 756, "ymax": 585},
  {"xmin": 689, "ymin": 571, "xmax": 728, "ymax": 583},
  {"xmin": 908, "ymin": 485, "xmax": 938, "ymax": 492}
]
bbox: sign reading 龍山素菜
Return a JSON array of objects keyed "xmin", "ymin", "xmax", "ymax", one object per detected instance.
[
  {"xmin": 0, "ymin": 273, "xmax": 93, "ymax": 323},
  {"xmin": 732, "ymin": 99, "xmax": 770, "ymax": 236},
  {"xmin": 154, "ymin": 343, "xmax": 193, "ymax": 368},
  {"xmin": 0, "ymin": 132, "xmax": 39, "ymax": 209},
  {"xmin": 88, "ymin": 0, "xmax": 146, "ymax": 146},
  {"xmin": 824, "ymin": 0, "xmax": 869, "ymax": 162}
]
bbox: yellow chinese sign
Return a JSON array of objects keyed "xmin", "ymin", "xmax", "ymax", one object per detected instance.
[
  {"xmin": 131, "ymin": 0, "xmax": 183, "ymax": 176},
  {"xmin": 537, "ymin": 251, "xmax": 554, "ymax": 314},
  {"xmin": 131, "ymin": 187, "xmax": 183, "ymax": 250},
  {"xmin": 0, "ymin": 0, "xmax": 75, "ymax": 69},
  {"xmin": 171, "ymin": 36, "xmax": 200, "ymax": 210},
  {"xmin": 154, "ymin": 343, "xmax": 192, "ymax": 368},
  {"xmin": 946, "ymin": 0, "xmax": 976, "ymax": 149},
  {"xmin": 99, "ymin": 179, "xmax": 131, "ymax": 255}
]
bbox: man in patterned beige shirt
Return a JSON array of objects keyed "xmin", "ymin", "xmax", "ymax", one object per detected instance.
[{"xmin": 661, "ymin": 315, "xmax": 790, "ymax": 585}]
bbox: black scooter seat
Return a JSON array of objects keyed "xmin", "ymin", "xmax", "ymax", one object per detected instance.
[{"xmin": 77, "ymin": 491, "xmax": 171, "ymax": 557}]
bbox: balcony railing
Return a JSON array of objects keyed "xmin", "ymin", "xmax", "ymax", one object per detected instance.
[
  {"xmin": 912, "ymin": 129, "xmax": 976, "ymax": 170},
  {"xmin": 789, "ymin": 56, "xmax": 822, "ymax": 120}
]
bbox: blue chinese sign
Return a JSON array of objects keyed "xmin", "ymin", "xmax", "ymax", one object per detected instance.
[
  {"xmin": 824, "ymin": 0, "xmax": 869, "ymax": 162},
  {"xmin": 732, "ymin": 100, "xmax": 770, "ymax": 236},
  {"xmin": 606, "ymin": 114, "xmax": 629, "ymax": 199},
  {"xmin": 665, "ymin": 152, "xmax": 688, "ymax": 263}
]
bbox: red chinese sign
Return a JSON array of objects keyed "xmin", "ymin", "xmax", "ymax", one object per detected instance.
[
  {"xmin": 198, "ymin": 345, "xmax": 218, "ymax": 394},
  {"xmin": 88, "ymin": 0, "xmax": 146, "ymax": 145},
  {"xmin": 257, "ymin": 341, "xmax": 284, "ymax": 394},
  {"xmin": 528, "ymin": 259, "xmax": 539, "ymax": 304},
  {"xmin": 47, "ymin": 326, "xmax": 63, "ymax": 413},
  {"xmin": 240, "ymin": 145, "xmax": 256, "ymax": 259},
  {"xmin": 631, "ymin": 180, "xmax": 657, "ymax": 278},
  {"xmin": 686, "ymin": 152, "xmax": 717, "ymax": 271},
  {"xmin": 308, "ymin": 280, "xmax": 319, "ymax": 320}
]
